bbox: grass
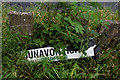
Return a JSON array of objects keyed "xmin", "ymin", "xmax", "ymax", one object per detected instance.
[
  {"xmin": 2, "ymin": 2, "xmax": 120, "ymax": 79},
  {"xmin": 2, "ymin": 48, "xmax": 120, "ymax": 79}
]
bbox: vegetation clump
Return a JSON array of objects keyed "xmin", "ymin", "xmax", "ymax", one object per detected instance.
[{"xmin": 2, "ymin": 2, "xmax": 120, "ymax": 79}]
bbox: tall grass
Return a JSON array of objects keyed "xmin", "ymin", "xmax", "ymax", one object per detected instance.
[{"xmin": 2, "ymin": 2, "xmax": 120, "ymax": 79}]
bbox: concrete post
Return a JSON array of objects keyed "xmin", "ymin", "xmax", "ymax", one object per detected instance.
[
  {"xmin": 8, "ymin": 11, "xmax": 33, "ymax": 35},
  {"xmin": 97, "ymin": 20, "xmax": 120, "ymax": 48}
]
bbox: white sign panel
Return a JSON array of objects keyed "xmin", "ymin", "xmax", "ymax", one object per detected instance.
[{"xmin": 25, "ymin": 45, "xmax": 96, "ymax": 61}]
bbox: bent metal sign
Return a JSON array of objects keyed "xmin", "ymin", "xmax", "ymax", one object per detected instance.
[{"xmin": 25, "ymin": 45, "xmax": 96, "ymax": 61}]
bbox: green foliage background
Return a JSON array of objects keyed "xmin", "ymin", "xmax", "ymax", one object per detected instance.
[{"xmin": 2, "ymin": 2, "xmax": 120, "ymax": 79}]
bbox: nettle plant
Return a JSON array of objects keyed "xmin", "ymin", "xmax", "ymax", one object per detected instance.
[{"xmin": 32, "ymin": 2, "xmax": 108, "ymax": 55}]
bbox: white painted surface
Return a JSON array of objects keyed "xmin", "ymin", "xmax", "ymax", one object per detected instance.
[{"xmin": 26, "ymin": 45, "xmax": 96, "ymax": 61}]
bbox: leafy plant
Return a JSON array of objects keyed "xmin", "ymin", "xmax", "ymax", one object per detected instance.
[{"xmin": 32, "ymin": 2, "xmax": 108, "ymax": 54}]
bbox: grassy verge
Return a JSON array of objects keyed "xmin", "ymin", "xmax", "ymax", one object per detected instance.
[{"xmin": 2, "ymin": 2, "xmax": 120, "ymax": 79}]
